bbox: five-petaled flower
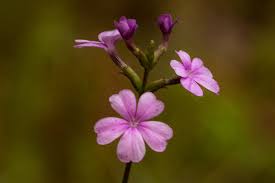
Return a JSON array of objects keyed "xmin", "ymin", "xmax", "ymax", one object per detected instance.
[
  {"xmin": 170, "ymin": 50, "xmax": 220, "ymax": 96},
  {"xmin": 94, "ymin": 89, "xmax": 173, "ymax": 163},
  {"xmin": 157, "ymin": 13, "xmax": 177, "ymax": 41},
  {"xmin": 74, "ymin": 29, "xmax": 121, "ymax": 53},
  {"xmin": 114, "ymin": 16, "xmax": 138, "ymax": 40}
]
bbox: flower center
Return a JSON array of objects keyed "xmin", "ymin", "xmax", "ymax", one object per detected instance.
[{"xmin": 129, "ymin": 119, "xmax": 139, "ymax": 128}]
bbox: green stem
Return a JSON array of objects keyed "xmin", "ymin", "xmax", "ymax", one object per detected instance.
[
  {"xmin": 109, "ymin": 53, "xmax": 142, "ymax": 92},
  {"xmin": 145, "ymin": 76, "xmax": 181, "ymax": 92},
  {"xmin": 153, "ymin": 41, "xmax": 168, "ymax": 65},
  {"xmin": 141, "ymin": 69, "xmax": 149, "ymax": 93},
  {"xmin": 125, "ymin": 40, "xmax": 148, "ymax": 68},
  {"xmin": 121, "ymin": 66, "xmax": 142, "ymax": 92}
]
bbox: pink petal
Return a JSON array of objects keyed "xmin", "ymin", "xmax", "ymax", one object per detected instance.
[
  {"xmin": 98, "ymin": 29, "xmax": 122, "ymax": 45},
  {"xmin": 136, "ymin": 92, "xmax": 164, "ymax": 122},
  {"xmin": 94, "ymin": 117, "xmax": 129, "ymax": 145},
  {"xmin": 138, "ymin": 121, "xmax": 173, "ymax": 152},
  {"xmin": 170, "ymin": 60, "xmax": 188, "ymax": 77},
  {"xmin": 180, "ymin": 77, "xmax": 203, "ymax": 96},
  {"xmin": 75, "ymin": 39, "xmax": 93, "ymax": 43},
  {"xmin": 194, "ymin": 66, "xmax": 213, "ymax": 78},
  {"xmin": 191, "ymin": 58, "xmax": 203, "ymax": 71},
  {"xmin": 117, "ymin": 128, "xmax": 145, "ymax": 163},
  {"xmin": 74, "ymin": 40, "xmax": 106, "ymax": 49},
  {"xmin": 193, "ymin": 75, "xmax": 220, "ymax": 94},
  {"xmin": 176, "ymin": 50, "xmax": 191, "ymax": 69},
  {"xmin": 109, "ymin": 89, "xmax": 137, "ymax": 121}
]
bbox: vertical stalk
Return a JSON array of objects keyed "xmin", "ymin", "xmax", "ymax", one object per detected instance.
[
  {"xmin": 121, "ymin": 65, "xmax": 150, "ymax": 183},
  {"xmin": 122, "ymin": 162, "xmax": 132, "ymax": 183},
  {"xmin": 141, "ymin": 69, "xmax": 149, "ymax": 93}
]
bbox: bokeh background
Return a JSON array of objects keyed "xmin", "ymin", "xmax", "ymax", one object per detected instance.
[{"xmin": 1, "ymin": 0, "xmax": 275, "ymax": 182}]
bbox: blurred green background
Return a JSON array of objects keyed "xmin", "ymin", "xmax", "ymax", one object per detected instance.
[{"xmin": 1, "ymin": 0, "xmax": 275, "ymax": 182}]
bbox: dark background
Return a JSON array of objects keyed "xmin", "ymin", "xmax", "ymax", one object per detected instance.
[{"xmin": 1, "ymin": 0, "xmax": 275, "ymax": 182}]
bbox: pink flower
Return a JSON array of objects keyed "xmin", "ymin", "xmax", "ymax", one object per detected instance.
[
  {"xmin": 94, "ymin": 89, "xmax": 173, "ymax": 163},
  {"xmin": 170, "ymin": 50, "xmax": 220, "ymax": 96},
  {"xmin": 74, "ymin": 29, "xmax": 122, "ymax": 52}
]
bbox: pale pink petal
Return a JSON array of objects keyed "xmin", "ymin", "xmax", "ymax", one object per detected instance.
[
  {"xmin": 193, "ymin": 75, "xmax": 220, "ymax": 94},
  {"xmin": 109, "ymin": 89, "xmax": 137, "ymax": 121},
  {"xmin": 180, "ymin": 77, "xmax": 203, "ymax": 96},
  {"xmin": 98, "ymin": 29, "xmax": 122, "ymax": 45},
  {"xmin": 94, "ymin": 117, "xmax": 129, "ymax": 145},
  {"xmin": 170, "ymin": 60, "xmax": 188, "ymax": 77},
  {"xmin": 117, "ymin": 128, "xmax": 145, "ymax": 163},
  {"xmin": 136, "ymin": 92, "xmax": 164, "ymax": 122},
  {"xmin": 74, "ymin": 40, "xmax": 106, "ymax": 49},
  {"xmin": 194, "ymin": 66, "xmax": 213, "ymax": 78},
  {"xmin": 176, "ymin": 50, "xmax": 191, "ymax": 69},
  {"xmin": 191, "ymin": 58, "xmax": 203, "ymax": 71},
  {"xmin": 138, "ymin": 121, "xmax": 173, "ymax": 152},
  {"xmin": 75, "ymin": 39, "xmax": 93, "ymax": 43}
]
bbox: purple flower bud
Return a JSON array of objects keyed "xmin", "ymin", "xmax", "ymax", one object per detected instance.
[
  {"xmin": 114, "ymin": 16, "xmax": 138, "ymax": 40},
  {"xmin": 157, "ymin": 14, "xmax": 177, "ymax": 40}
]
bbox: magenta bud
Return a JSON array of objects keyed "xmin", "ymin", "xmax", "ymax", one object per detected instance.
[
  {"xmin": 114, "ymin": 16, "xmax": 138, "ymax": 40},
  {"xmin": 157, "ymin": 13, "xmax": 177, "ymax": 40}
]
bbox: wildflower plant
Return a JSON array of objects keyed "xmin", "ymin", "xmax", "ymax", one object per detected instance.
[{"xmin": 75, "ymin": 13, "xmax": 219, "ymax": 183}]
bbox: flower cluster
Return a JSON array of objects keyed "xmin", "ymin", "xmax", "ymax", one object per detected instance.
[{"xmin": 75, "ymin": 13, "xmax": 220, "ymax": 163}]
